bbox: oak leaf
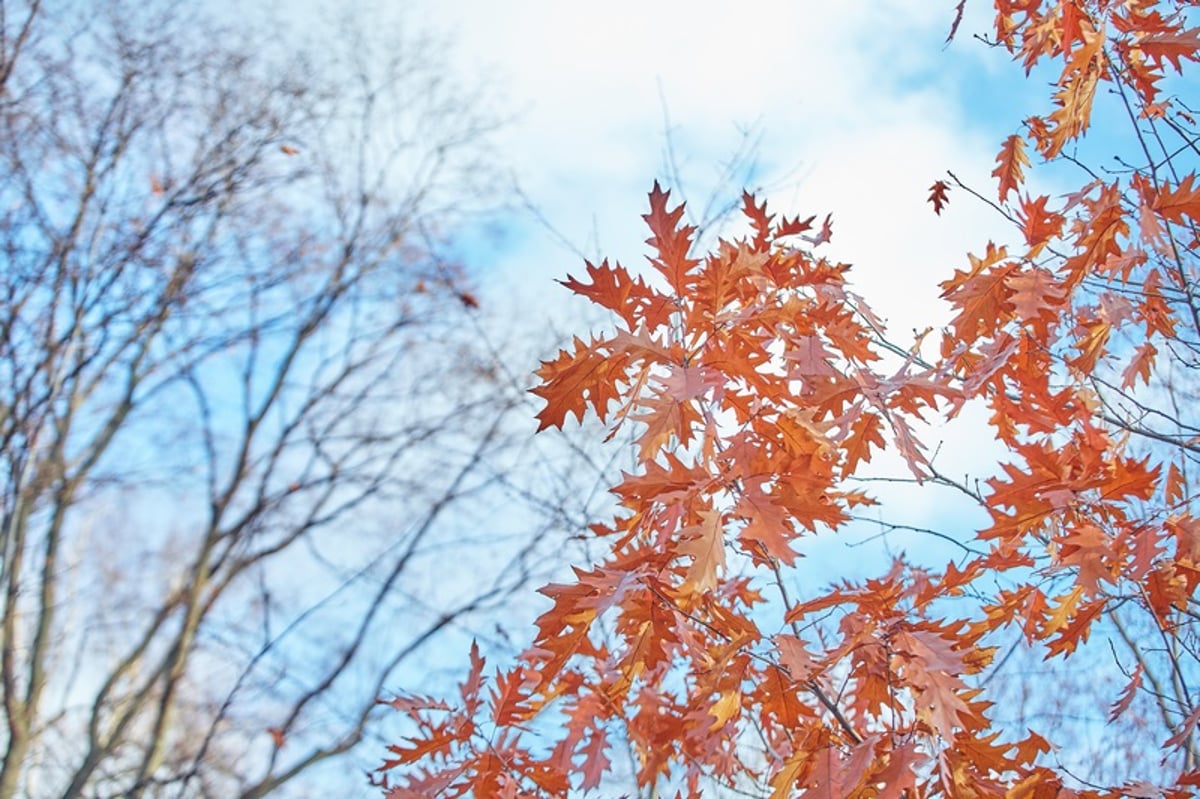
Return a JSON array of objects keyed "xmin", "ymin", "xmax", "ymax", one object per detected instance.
[
  {"xmin": 643, "ymin": 181, "xmax": 699, "ymax": 293},
  {"xmin": 678, "ymin": 508, "xmax": 726, "ymax": 594},
  {"xmin": 928, "ymin": 180, "xmax": 951, "ymax": 215},
  {"xmin": 993, "ymin": 134, "xmax": 1029, "ymax": 201}
]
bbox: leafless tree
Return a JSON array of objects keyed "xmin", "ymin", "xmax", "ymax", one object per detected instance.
[{"xmin": 0, "ymin": 1, "xmax": 605, "ymax": 796}]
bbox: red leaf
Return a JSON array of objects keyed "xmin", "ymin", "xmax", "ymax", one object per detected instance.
[
  {"xmin": 1166, "ymin": 703, "xmax": 1200, "ymax": 749},
  {"xmin": 1109, "ymin": 663, "xmax": 1144, "ymax": 723},
  {"xmin": 579, "ymin": 728, "xmax": 610, "ymax": 791},
  {"xmin": 946, "ymin": 0, "xmax": 967, "ymax": 44},
  {"xmin": 677, "ymin": 508, "xmax": 726, "ymax": 594},
  {"xmin": 928, "ymin": 180, "xmax": 951, "ymax": 215}
]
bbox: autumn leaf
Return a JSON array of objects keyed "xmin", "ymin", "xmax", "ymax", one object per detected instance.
[
  {"xmin": 579, "ymin": 728, "xmax": 611, "ymax": 791},
  {"xmin": 1165, "ymin": 703, "xmax": 1200, "ymax": 749},
  {"xmin": 940, "ymin": 242, "xmax": 1017, "ymax": 339},
  {"xmin": 806, "ymin": 213, "xmax": 834, "ymax": 247},
  {"xmin": 1005, "ymin": 266, "xmax": 1065, "ymax": 334},
  {"xmin": 1152, "ymin": 174, "xmax": 1200, "ymax": 225},
  {"xmin": 775, "ymin": 634, "xmax": 817, "ymax": 682},
  {"xmin": 928, "ymin": 180, "xmax": 951, "ymax": 214},
  {"xmin": 631, "ymin": 391, "xmax": 694, "ymax": 461},
  {"xmin": 707, "ymin": 689, "xmax": 741, "ymax": 731},
  {"xmin": 770, "ymin": 751, "xmax": 807, "ymax": 799},
  {"xmin": 1121, "ymin": 341, "xmax": 1157, "ymax": 388},
  {"xmin": 1043, "ymin": 585, "xmax": 1085, "ymax": 638},
  {"xmin": 531, "ymin": 336, "xmax": 626, "ymax": 430},
  {"xmin": 1109, "ymin": 663, "xmax": 1144, "ymax": 723},
  {"xmin": 842, "ymin": 412, "xmax": 885, "ymax": 476},
  {"xmin": 643, "ymin": 181, "xmax": 700, "ymax": 293},
  {"xmin": 993, "ymin": 134, "xmax": 1029, "ymax": 201},
  {"xmin": 1015, "ymin": 194, "xmax": 1064, "ymax": 254},
  {"xmin": 1166, "ymin": 462, "xmax": 1187, "ymax": 507},
  {"xmin": 560, "ymin": 259, "xmax": 674, "ymax": 330},
  {"xmin": 946, "ymin": 0, "xmax": 967, "ymax": 44},
  {"xmin": 1069, "ymin": 319, "xmax": 1112, "ymax": 372},
  {"xmin": 677, "ymin": 508, "xmax": 726, "ymax": 594},
  {"xmin": 1138, "ymin": 28, "xmax": 1200, "ymax": 73}
]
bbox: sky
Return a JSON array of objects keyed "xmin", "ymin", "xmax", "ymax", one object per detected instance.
[{"xmin": 419, "ymin": 0, "xmax": 1022, "ymax": 335}]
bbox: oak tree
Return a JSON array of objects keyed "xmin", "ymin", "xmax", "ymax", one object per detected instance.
[{"xmin": 379, "ymin": 1, "xmax": 1200, "ymax": 796}]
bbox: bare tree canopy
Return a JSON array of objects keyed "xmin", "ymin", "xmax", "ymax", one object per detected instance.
[{"xmin": 0, "ymin": 1, "xmax": 603, "ymax": 796}]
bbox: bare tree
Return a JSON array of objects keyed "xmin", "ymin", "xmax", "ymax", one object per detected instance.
[{"xmin": 0, "ymin": 1, "xmax": 599, "ymax": 796}]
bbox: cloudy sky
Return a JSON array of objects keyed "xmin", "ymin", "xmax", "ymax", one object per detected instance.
[{"xmin": 418, "ymin": 0, "xmax": 1029, "ymax": 337}]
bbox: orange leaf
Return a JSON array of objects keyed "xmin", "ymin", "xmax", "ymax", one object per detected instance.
[
  {"xmin": 842, "ymin": 412, "xmax": 885, "ymax": 476},
  {"xmin": 1167, "ymin": 462, "xmax": 1187, "ymax": 507},
  {"xmin": 1121, "ymin": 341, "xmax": 1157, "ymax": 389},
  {"xmin": 992, "ymin": 134, "xmax": 1029, "ymax": 201},
  {"xmin": 560, "ymin": 259, "xmax": 673, "ymax": 330},
  {"xmin": 1015, "ymin": 194, "xmax": 1064, "ymax": 255},
  {"xmin": 940, "ymin": 242, "xmax": 1017, "ymax": 340},
  {"xmin": 1004, "ymin": 266, "xmax": 1065, "ymax": 334},
  {"xmin": 643, "ymin": 181, "xmax": 699, "ymax": 293},
  {"xmin": 1043, "ymin": 584, "xmax": 1084, "ymax": 637},
  {"xmin": 770, "ymin": 750, "xmax": 808, "ymax": 799},
  {"xmin": 1152, "ymin": 174, "xmax": 1200, "ymax": 225},
  {"xmin": 531, "ymin": 336, "xmax": 627, "ymax": 430},
  {"xmin": 1139, "ymin": 28, "xmax": 1200, "ymax": 73},
  {"xmin": 678, "ymin": 508, "xmax": 726, "ymax": 594},
  {"xmin": 775, "ymin": 634, "xmax": 817, "ymax": 681}
]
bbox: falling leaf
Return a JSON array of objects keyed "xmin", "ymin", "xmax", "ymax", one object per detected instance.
[{"xmin": 928, "ymin": 180, "xmax": 951, "ymax": 215}]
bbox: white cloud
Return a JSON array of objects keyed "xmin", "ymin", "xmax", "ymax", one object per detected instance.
[{"xmin": 417, "ymin": 2, "xmax": 1014, "ymax": 320}]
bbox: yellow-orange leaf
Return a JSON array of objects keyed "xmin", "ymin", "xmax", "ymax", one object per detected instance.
[
  {"xmin": 993, "ymin": 134, "xmax": 1029, "ymax": 201},
  {"xmin": 678, "ymin": 508, "xmax": 726, "ymax": 594}
]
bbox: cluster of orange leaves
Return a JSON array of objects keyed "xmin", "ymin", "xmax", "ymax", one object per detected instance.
[{"xmin": 378, "ymin": 2, "xmax": 1200, "ymax": 797}]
